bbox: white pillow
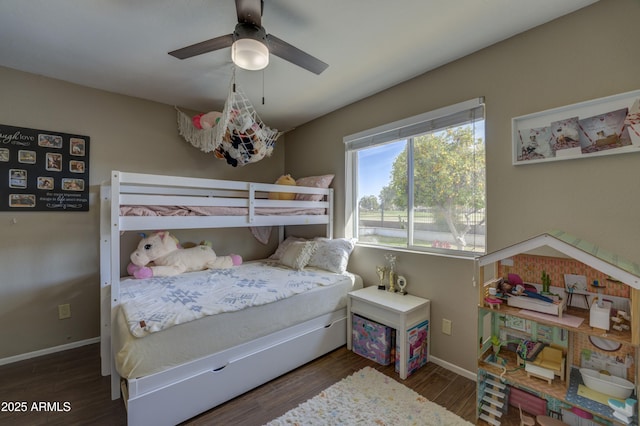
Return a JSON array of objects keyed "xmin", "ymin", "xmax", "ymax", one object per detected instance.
[
  {"xmin": 308, "ymin": 238, "xmax": 356, "ymax": 274},
  {"xmin": 269, "ymin": 236, "xmax": 306, "ymax": 260},
  {"xmin": 279, "ymin": 241, "xmax": 317, "ymax": 270}
]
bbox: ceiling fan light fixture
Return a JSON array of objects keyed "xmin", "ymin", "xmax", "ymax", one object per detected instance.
[{"xmin": 232, "ymin": 38, "xmax": 269, "ymax": 71}]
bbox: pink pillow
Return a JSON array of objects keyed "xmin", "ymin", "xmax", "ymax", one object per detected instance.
[{"xmin": 295, "ymin": 174, "xmax": 334, "ymax": 201}]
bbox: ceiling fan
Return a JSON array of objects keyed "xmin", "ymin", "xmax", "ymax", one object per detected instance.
[{"xmin": 168, "ymin": 0, "xmax": 328, "ymax": 75}]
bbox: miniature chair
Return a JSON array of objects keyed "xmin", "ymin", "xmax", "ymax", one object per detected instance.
[
  {"xmin": 531, "ymin": 346, "xmax": 565, "ymax": 381},
  {"xmin": 566, "ymin": 288, "xmax": 590, "ymax": 308},
  {"xmin": 548, "ymin": 410, "xmax": 563, "ymax": 419},
  {"xmin": 519, "ymin": 404, "xmax": 536, "ymax": 426}
]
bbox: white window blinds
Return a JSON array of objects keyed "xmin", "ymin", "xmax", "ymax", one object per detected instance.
[{"xmin": 344, "ymin": 97, "xmax": 484, "ymax": 151}]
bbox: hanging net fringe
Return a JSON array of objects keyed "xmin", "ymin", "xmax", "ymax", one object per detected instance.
[
  {"xmin": 176, "ymin": 108, "xmax": 219, "ymax": 152},
  {"xmin": 177, "ymin": 72, "xmax": 282, "ymax": 167}
]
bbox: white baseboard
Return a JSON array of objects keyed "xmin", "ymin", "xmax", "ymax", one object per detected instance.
[
  {"xmin": 430, "ymin": 354, "xmax": 477, "ymax": 381},
  {"xmin": 0, "ymin": 337, "xmax": 100, "ymax": 367}
]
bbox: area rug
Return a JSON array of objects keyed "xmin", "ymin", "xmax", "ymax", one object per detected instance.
[{"xmin": 264, "ymin": 366, "xmax": 473, "ymax": 425}]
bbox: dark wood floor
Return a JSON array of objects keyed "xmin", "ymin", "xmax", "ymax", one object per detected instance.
[{"xmin": 0, "ymin": 343, "xmax": 520, "ymax": 425}]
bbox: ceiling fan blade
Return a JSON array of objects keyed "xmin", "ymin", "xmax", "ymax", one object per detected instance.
[
  {"xmin": 235, "ymin": 0, "xmax": 262, "ymax": 27},
  {"xmin": 168, "ymin": 34, "xmax": 234, "ymax": 59},
  {"xmin": 266, "ymin": 34, "xmax": 328, "ymax": 75}
]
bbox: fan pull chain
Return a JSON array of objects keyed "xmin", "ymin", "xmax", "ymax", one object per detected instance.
[
  {"xmin": 262, "ymin": 69, "xmax": 265, "ymax": 105},
  {"xmin": 232, "ymin": 66, "xmax": 236, "ymax": 93}
]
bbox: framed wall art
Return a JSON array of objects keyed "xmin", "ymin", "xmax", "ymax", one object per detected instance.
[
  {"xmin": 0, "ymin": 124, "xmax": 90, "ymax": 211},
  {"xmin": 513, "ymin": 89, "xmax": 640, "ymax": 165}
]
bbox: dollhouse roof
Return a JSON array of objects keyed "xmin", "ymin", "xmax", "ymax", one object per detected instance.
[{"xmin": 478, "ymin": 230, "xmax": 640, "ymax": 289}]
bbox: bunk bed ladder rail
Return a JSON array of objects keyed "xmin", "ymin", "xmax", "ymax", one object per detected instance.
[
  {"xmin": 109, "ymin": 171, "xmax": 123, "ymax": 400},
  {"xmin": 99, "ymin": 183, "xmax": 112, "ymax": 378},
  {"xmin": 327, "ymin": 188, "xmax": 334, "ymax": 238}
]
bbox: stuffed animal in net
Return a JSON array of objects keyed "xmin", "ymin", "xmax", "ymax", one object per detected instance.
[
  {"xmin": 175, "ymin": 72, "xmax": 281, "ymax": 166},
  {"xmin": 212, "ymin": 82, "xmax": 281, "ymax": 167},
  {"xmin": 127, "ymin": 231, "xmax": 242, "ymax": 279},
  {"xmin": 192, "ymin": 111, "xmax": 222, "ymax": 129},
  {"xmin": 213, "ymin": 109, "xmax": 277, "ymax": 167}
]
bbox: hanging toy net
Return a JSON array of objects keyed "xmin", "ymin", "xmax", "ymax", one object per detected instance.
[{"xmin": 177, "ymin": 71, "xmax": 282, "ymax": 167}]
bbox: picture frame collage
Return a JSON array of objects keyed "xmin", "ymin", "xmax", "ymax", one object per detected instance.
[{"xmin": 0, "ymin": 124, "xmax": 90, "ymax": 211}]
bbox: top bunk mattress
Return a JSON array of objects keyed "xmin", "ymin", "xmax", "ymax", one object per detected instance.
[{"xmin": 113, "ymin": 261, "xmax": 362, "ymax": 379}]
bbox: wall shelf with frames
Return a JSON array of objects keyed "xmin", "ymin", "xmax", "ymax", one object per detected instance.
[{"xmin": 512, "ymin": 89, "xmax": 640, "ymax": 165}]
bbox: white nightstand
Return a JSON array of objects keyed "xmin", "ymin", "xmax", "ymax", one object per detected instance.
[{"xmin": 347, "ymin": 286, "xmax": 430, "ymax": 379}]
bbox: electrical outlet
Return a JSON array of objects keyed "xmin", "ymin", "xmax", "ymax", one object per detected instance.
[
  {"xmin": 442, "ymin": 318, "xmax": 452, "ymax": 335},
  {"xmin": 58, "ymin": 304, "xmax": 71, "ymax": 320}
]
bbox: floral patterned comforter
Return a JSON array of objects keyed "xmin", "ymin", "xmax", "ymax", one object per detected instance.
[{"xmin": 119, "ymin": 261, "xmax": 344, "ymax": 338}]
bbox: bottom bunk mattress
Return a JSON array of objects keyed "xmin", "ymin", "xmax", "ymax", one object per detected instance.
[{"xmin": 113, "ymin": 261, "xmax": 362, "ymax": 379}]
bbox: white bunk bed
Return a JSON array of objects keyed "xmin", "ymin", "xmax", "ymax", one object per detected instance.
[{"xmin": 100, "ymin": 171, "xmax": 358, "ymax": 425}]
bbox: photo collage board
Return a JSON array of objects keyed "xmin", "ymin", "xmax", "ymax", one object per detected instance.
[{"xmin": 0, "ymin": 124, "xmax": 90, "ymax": 211}]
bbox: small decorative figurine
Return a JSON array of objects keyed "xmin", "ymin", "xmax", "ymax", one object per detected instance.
[
  {"xmin": 385, "ymin": 253, "xmax": 397, "ymax": 293},
  {"xmin": 397, "ymin": 275, "xmax": 407, "ymax": 295},
  {"xmin": 376, "ymin": 265, "xmax": 387, "ymax": 290}
]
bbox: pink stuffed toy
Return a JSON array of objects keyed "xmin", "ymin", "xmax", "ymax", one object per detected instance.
[
  {"xmin": 192, "ymin": 111, "xmax": 222, "ymax": 129},
  {"xmin": 128, "ymin": 231, "xmax": 241, "ymax": 279}
]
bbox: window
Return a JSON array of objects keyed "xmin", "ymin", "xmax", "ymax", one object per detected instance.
[{"xmin": 344, "ymin": 98, "xmax": 485, "ymax": 257}]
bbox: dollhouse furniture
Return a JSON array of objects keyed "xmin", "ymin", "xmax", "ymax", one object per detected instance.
[
  {"xmin": 507, "ymin": 293, "xmax": 567, "ymax": 318},
  {"xmin": 565, "ymin": 273, "xmax": 591, "ymax": 309},
  {"xmin": 531, "ymin": 347, "xmax": 565, "ymax": 381},
  {"xmin": 525, "ymin": 347, "xmax": 565, "ymax": 384},
  {"xmin": 485, "ymin": 297, "xmax": 502, "ymax": 309},
  {"xmin": 476, "ymin": 231, "xmax": 640, "ymax": 426},
  {"xmin": 519, "ymin": 404, "xmax": 535, "ymax": 426},
  {"xmin": 589, "ymin": 299, "xmax": 612, "ymax": 330},
  {"xmin": 525, "ymin": 362, "xmax": 555, "ymax": 384},
  {"xmin": 347, "ymin": 286, "xmax": 430, "ymax": 379},
  {"xmin": 566, "ymin": 290, "xmax": 591, "ymax": 309}
]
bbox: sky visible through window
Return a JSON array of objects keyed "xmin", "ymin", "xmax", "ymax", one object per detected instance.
[
  {"xmin": 357, "ymin": 122, "xmax": 484, "ymax": 202},
  {"xmin": 357, "ymin": 141, "xmax": 404, "ymax": 200}
]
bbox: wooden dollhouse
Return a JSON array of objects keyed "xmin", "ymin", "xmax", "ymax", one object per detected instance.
[{"xmin": 476, "ymin": 231, "xmax": 639, "ymax": 425}]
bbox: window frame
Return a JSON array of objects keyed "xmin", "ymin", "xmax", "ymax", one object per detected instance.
[{"xmin": 344, "ymin": 97, "xmax": 485, "ymax": 258}]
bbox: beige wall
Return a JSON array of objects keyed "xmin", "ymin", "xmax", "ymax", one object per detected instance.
[
  {"xmin": 0, "ymin": 67, "xmax": 285, "ymax": 359},
  {"xmin": 284, "ymin": 0, "xmax": 640, "ymax": 374}
]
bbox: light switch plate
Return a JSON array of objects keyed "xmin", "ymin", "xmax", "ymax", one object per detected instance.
[{"xmin": 442, "ymin": 318, "xmax": 452, "ymax": 335}]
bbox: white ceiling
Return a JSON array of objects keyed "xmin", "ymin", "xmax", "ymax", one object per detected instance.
[{"xmin": 0, "ymin": 0, "xmax": 598, "ymax": 132}]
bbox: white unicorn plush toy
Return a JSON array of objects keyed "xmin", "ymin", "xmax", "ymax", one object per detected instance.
[{"xmin": 127, "ymin": 231, "xmax": 241, "ymax": 279}]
